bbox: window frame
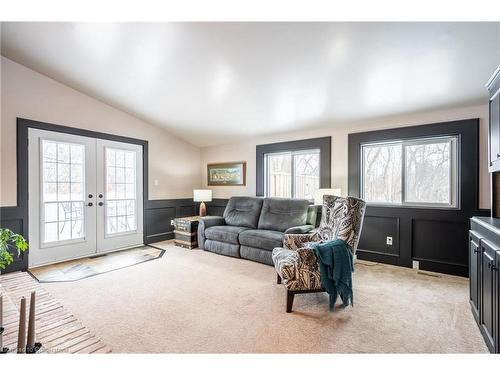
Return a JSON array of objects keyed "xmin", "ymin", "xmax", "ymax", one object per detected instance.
[
  {"xmin": 360, "ymin": 135, "xmax": 460, "ymax": 209},
  {"xmin": 256, "ymin": 137, "xmax": 331, "ymax": 199},
  {"xmin": 264, "ymin": 148, "xmax": 321, "ymax": 199}
]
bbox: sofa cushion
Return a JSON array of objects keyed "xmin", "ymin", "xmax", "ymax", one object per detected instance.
[
  {"xmin": 257, "ymin": 198, "xmax": 309, "ymax": 232},
  {"xmin": 205, "ymin": 225, "xmax": 249, "ymax": 244},
  {"xmin": 238, "ymin": 229, "xmax": 284, "ymax": 251},
  {"xmin": 240, "ymin": 245, "xmax": 273, "ymax": 266},
  {"xmin": 223, "ymin": 197, "xmax": 263, "ymax": 228},
  {"xmin": 204, "ymin": 240, "xmax": 240, "ymax": 258}
]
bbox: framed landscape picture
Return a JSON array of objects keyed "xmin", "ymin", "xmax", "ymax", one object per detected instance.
[{"xmin": 207, "ymin": 162, "xmax": 246, "ymax": 186}]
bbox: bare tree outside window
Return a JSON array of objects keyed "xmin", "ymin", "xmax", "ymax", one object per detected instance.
[
  {"xmin": 362, "ymin": 143, "xmax": 402, "ymax": 204},
  {"xmin": 294, "ymin": 151, "xmax": 320, "ymax": 199},
  {"xmin": 405, "ymin": 141, "xmax": 452, "ymax": 204},
  {"xmin": 361, "ymin": 136, "xmax": 457, "ymax": 207}
]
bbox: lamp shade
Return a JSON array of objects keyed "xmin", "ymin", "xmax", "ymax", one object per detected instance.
[
  {"xmin": 314, "ymin": 188, "xmax": 342, "ymax": 205},
  {"xmin": 193, "ymin": 189, "xmax": 212, "ymax": 202}
]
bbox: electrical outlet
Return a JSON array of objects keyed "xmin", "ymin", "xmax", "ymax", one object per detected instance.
[
  {"xmin": 412, "ymin": 260, "xmax": 420, "ymax": 270},
  {"xmin": 170, "ymin": 219, "xmax": 174, "ymax": 226},
  {"xmin": 386, "ymin": 236, "xmax": 393, "ymax": 246}
]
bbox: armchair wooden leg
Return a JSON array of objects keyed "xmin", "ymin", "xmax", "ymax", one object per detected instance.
[
  {"xmin": 277, "ymin": 274, "xmax": 282, "ymax": 284},
  {"xmin": 286, "ymin": 290, "xmax": 294, "ymax": 313}
]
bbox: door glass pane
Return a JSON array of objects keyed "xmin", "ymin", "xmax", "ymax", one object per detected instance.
[
  {"xmin": 41, "ymin": 140, "xmax": 85, "ymax": 244},
  {"xmin": 105, "ymin": 148, "xmax": 137, "ymax": 235},
  {"xmin": 405, "ymin": 140, "xmax": 452, "ymax": 204},
  {"xmin": 362, "ymin": 142, "xmax": 402, "ymax": 204},
  {"xmin": 266, "ymin": 153, "xmax": 292, "ymax": 198},
  {"xmin": 293, "ymin": 150, "xmax": 320, "ymax": 200}
]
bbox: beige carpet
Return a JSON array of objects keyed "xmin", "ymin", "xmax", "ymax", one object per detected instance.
[{"xmin": 40, "ymin": 241, "xmax": 487, "ymax": 353}]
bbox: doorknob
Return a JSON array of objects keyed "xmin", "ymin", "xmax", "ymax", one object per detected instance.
[
  {"xmin": 88, "ymin": 194, "xmax": 93, "ymax": 198},
  {"xmin": 98, "ymin": 194, "xmax": 103, "ymax": 198},
  {"xmin": 98, "ymin": 202, "xmax": 104, "ymax": 206},
  {"xmin": 87, "ymin": 202, "xmax": 93, "ymax": 207}
]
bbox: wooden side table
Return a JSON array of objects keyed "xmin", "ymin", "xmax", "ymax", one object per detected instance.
[{"xmin": 173, "ymin": 216, "xmax": 200, "ymax": 249}]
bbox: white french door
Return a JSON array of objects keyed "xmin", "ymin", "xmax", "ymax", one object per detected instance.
[
  {"xmin": 28, "ymin": 129, "xmax": 143, "ymax": 267},
  {"xmin": 96, "ymin": 139, "xmax": 143, "ymax": 252}
]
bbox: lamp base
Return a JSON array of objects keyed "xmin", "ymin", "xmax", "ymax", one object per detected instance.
[{"xmin": 199, "ymin": 201, "xmax": 207, "ymax": 217}]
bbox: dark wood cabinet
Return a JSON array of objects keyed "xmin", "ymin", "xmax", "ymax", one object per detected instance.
[
  {"xmin": 470, "ymin": 218, "xmax": 500, "ymax": 353},
  {"xmin": 480, "ymin": 239, "xmax": 498, "ymax": 352},
  {"xmin": 469, "ymin": 231, "xmax": 481, "ymax": 323}
]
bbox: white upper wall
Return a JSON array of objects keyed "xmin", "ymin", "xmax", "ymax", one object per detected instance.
[
  {"xmin": 2, "ymin": 22, "xmax": 499, "ymax": 147},
  {"xmin": 0, "ymin": 56, "xmax": 201, "ymax": 206},
  {"xmin": 0, "ymin": 56, "xmax": 492, "ymax": 210},
  {"xmin": 201, "ymin": 103, "xmax": 490, "ymax": 209}
]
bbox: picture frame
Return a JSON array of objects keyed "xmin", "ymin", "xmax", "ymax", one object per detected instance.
[{"xmin": 207, "ymin": 161, "xmax": 246, "ymax": 186}]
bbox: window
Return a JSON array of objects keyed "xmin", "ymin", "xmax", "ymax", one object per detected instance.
[
  {"xmin": 265, "ymin": 149, "xmax": 320, "ymax": 199},
  {"xmin": 361, "ymin": 136, "xmax": 458, "ymax": 207},
  {"xmin": 105, "ymin": 148, "xmax": 137, "ymax": 235},
  {"xmin": 41, "ymin": 140, "xmax": 85, "ymax": 243}
]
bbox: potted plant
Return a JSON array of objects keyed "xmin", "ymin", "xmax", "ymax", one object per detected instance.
[{"xmin": 0, "ymin": 228, "xmax": 28, "ymax": 273}]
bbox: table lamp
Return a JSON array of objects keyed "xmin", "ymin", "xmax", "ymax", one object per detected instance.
[
  {"xmin": 314, "ymin": 188, "xmax": 342, "ymax": 205},
  {"xmin": 193, "ymin": 189, "xmax": 212, "ymax": 217}
]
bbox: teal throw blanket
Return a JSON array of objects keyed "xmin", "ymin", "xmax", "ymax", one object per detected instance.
[{"xmin": 312, "ymin": 239, "xmax": 354, "ymax": 311}]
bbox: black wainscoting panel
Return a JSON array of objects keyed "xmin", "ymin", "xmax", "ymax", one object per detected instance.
[
  {"xmin": 348, "ymin": 118, "xmax": 487, "ymax": 276},
  {"xmin": 145, "ymin": 199, "xmax": 195, "ymax": 243},
  {"xmin": 206, "ymin": 198, "xmax": 229, "ymax": 216},
  {"xmin": 178, "ymin": 205, "xmax": 196, "ymax": 217},
  {"xmin": 358, "ymin": 216, "xmax": 400, "ymax": 256},
  {"xmin": 0, "ymin": 206, "xmax": 28, "ymax": 273},
  {"xmin": 145, "ymin": 207, "xmax": 176, "ymax": 242},
  {"xmin": 412, "ymin": 219, "xmax": 469, "ymax": 268}
]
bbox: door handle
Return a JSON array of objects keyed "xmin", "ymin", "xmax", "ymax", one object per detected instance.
[
  {"xmin": 87, "ymin": 202, "xmax": 93, "ymax": 207},
  {"xmin": 88, "ymin": 194, "xmax": 93, "ymax": 198},
  {"xmin": 98, "ymin": 194, "xmax": 103, "ymax": 198},
  {"xmin": 98, "ymin": 202, "xmax": 104, "ymax": 206},
  {"xmin": 473, "ymin": 249, "xmax": 479, "ymax": 254}
]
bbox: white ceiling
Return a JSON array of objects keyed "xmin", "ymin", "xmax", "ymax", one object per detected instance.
[{"xmin": 2, "ymin": 22, "xmax": 500, "ymax": 147}]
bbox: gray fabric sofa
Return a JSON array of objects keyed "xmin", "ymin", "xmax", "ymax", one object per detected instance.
[{"xmin": 198, "ymin": 196, "xmax": 317, "ymax": 265}]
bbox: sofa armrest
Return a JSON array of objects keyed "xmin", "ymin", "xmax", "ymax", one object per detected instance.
[
  {"xmin": 284, "ymin": 224, "xmax": 315, "ymax": 235},
  {"xmin": 197, "ymin": 216, "xmax": 226, "ymax": 250},
  {"xmin": 199, "ymin": 216, "xmax": 225, "ymax": 228},
  {"xmin": 283, "ymin": 232, "xmax": 321, "ymax": 250}
]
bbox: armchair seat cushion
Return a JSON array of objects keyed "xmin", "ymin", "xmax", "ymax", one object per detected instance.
[
  {"xmin": 239, "ymin": 229, "xmax": 284, "ymax": 250},
  {"xmin": 205, "ymin": 225, "xmax": 249, "ymax": 244}
]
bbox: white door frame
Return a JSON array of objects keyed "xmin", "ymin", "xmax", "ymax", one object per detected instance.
[
  {"xmin": 28, "ymin": 129, "xmax": 98, "ymax": 266},
  {"xmin": 28, "ymin": 128, "xmax": 145, "ymax": 267},
  {"xmin": 96, "ymin": 139, "xmax": 144, "ymax": 253}
]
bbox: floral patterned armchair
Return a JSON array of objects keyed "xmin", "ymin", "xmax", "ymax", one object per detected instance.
[{"xmin": 272, "ymin": 195, "xmax": 366, "ymax": 312}]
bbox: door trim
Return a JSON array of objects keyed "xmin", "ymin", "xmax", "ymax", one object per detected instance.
[{"xmin": 16, "ymin": 117, "xmax": 149, "ymax": 268}]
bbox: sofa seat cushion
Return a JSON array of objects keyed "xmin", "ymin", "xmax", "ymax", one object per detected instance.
[
  {"xmin": 240, "ymin": 246, "xmax": 273, "ymax": 266},
  {"xmin": 205, "ymin": 225, "xmax": 249, "ymax": 244},
  {"xmin": 204, "ymin": 240, "xmax": 240, "ymax": 258},
  {"xmin": 238, "ymin": 229, "xmax": 284, "ymax": 251}
]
